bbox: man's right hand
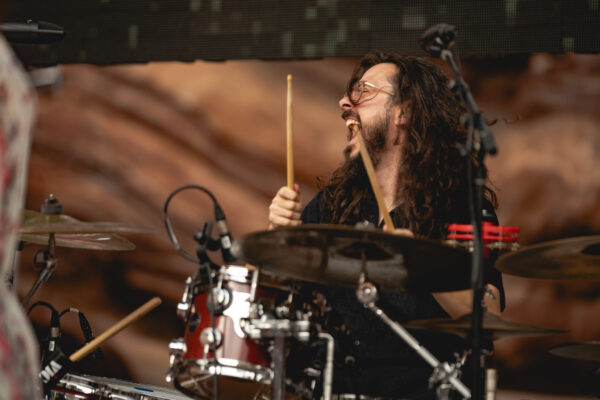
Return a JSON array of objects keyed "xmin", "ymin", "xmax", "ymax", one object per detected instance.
[{"xmin": 268, "ymin": 184, "xmax": 302, "ymax": 229}]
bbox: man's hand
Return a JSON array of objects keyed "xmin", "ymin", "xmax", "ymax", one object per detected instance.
[
  {"xmin": 268, "ymin": 184, "xmax": 302, "ymax": 230},
  {"xmin": 382, "ymin": 225, "xmax": 501, "ymax": 318},
  {"xmin": 432, "ymin": 285, "xmax": 502, "ymax": 319}
]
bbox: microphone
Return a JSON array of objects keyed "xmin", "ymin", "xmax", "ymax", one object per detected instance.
[
  {"xmin": 419, "ymin": 23, "xmax": 456, "ymax": 58},
  {"xmin": 1, "ymin": 20, "xmax": 65, "ymax": 44},
  {"xmin": 214, "ymin": 204, "xmax": 236, "ymax": 263}
]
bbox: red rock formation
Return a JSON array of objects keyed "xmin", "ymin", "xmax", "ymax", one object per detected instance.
[{"xmin": 19, "ymin": 54, "xmax": 600, "ymax": 396}]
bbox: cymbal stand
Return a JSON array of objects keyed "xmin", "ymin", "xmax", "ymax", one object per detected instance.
[
  {"xmin": 355, "ymin": 252, "xmax": 471, "ymax": 399},
  {"xmin": 319, "ymin": 331, "xmax": 335, "ymax": 400},
  {"xmin": 22, "ymin": 232, "xmax": 57, "ymax": 307},
  {"xmin": 244, "ymin": 313, "xmax": 311, "ymax": 400}
]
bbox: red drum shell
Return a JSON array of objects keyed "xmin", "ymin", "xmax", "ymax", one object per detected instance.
[
  {"xmin": 183, "ymin": 280, "xmax": 278, "ymax": 366},
  {"xmin": 173, "ymin": 265, "xmax": 291, "ymax": 399}
]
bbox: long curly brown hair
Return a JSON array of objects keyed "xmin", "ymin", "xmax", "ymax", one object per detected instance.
[{"xmin": 318, "ymin": 51, "xmax": 496, "ymax": 239}]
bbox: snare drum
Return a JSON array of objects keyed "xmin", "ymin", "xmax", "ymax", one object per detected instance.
[
  {"xmin": 169, "ymin": 265, "xmax": 291, "ymax": 399},
  {"xmin": 50, "ymin": 373, "xmax": 193, "ymax": 399}
]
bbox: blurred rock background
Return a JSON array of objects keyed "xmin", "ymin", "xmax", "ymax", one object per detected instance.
[{"xmin": 18, "ymin": 53, "xmax": 600, "ymax": 398}]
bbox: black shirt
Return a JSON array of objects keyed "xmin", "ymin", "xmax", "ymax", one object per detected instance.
[{"xmin": 301, "ymin": 191, "xmax": 505, "ymax": 399}]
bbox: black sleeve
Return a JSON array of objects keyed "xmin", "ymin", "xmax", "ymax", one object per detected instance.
[{"xmin": 300, "ymin": 191, "xmax": 325, "ymax": 224}]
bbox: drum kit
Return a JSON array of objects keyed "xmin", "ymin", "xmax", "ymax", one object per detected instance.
[{"xmin": 16, "ymin": 195, "xmax": 599, "ymax": 399}]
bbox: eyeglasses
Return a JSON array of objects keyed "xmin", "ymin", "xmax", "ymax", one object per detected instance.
[{"xmin": 347, "ymin": 80, "xmax": 394, "ymax": 105}]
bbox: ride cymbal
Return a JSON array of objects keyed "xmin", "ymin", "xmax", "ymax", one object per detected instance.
[
  {"xmin": 549, "ymin": 341, "xmax": 600, "ymax": 362},
  {"xmin": 19, "ymin": 209, "xmax": 153, "ymax": 234},
  {"xmin": 405, "ymin": 312, "xmax": 568, "ymax": 341},
  {"xmin": 231, "ymin": 224, "xmax": 474, "ymax": 293},
  {"xmin": 496, "ymin": 235, "xmax": 600, "ymax": 279}
]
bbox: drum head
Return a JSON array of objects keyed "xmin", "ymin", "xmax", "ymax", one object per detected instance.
[{"xmin": 51, "ymin": 373, "xmax": 193, "ymax": 400}]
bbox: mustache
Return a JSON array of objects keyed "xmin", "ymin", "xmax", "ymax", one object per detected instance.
[{"xmin": 341, "ymin": 110, "xmax": 361, "ymax": 123}]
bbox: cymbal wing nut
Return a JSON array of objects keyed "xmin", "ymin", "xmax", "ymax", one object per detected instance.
[{"xmin": 356, "ymin": 282, "xmax": 378, "ymax": 306}]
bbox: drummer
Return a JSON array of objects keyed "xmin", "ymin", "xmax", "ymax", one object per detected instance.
[{"xmin": 268, "ymin": 51, "xmax": 505, "ymax": 399}]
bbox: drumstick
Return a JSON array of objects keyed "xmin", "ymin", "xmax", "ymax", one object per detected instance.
[
  {"xmin": 286, "ymin": 74, "xmax": 294, "ymax": 189},
  {"xmin": 69, "ymin": 296, "xmax": 162, "ymax": 362},
  {"xmin": 347, "ymin": 121, "xmax": 395, "ymax": 230}
]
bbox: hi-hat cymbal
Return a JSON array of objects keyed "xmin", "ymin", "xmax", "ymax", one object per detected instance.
[
  {"xmin": 19, "ymin": 210, "xmax": 153, "ymax": 234},
  {"xmin": 19, "ymin": 232, "xmax": 136, "ymax": 251},
  {"xmin": 231, "ymin": 224, "xmax": 473, "ymax": 293},
  {"xmin": 496, "ymin": 235, "xmax": 600, "ymax": 279},
  {"xmin": 405, "ymin": 312, "xmax": 568, "ymax": 341},
  {"xmin": 549, "ymin": 341, "xmax": 600, "ymax": 362}
]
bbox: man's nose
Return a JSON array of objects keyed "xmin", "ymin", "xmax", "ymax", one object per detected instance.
[{"xmin": 339, "ymin": 94, "xmax": 352, "ymax": 110}]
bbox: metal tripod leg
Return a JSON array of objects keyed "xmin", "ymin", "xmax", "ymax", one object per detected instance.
[{"xmin": 356, "ymin": 280, "xmax": 471, "ymax": 399}]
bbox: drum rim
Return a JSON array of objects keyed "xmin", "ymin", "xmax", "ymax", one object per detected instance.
[
  {"xmin": 53, "ymin": 373, "xmax": 193, "ymax": 400},
  {"xmin": 195, "ymin": 264, "xmax": 294, "ymax": 290}
]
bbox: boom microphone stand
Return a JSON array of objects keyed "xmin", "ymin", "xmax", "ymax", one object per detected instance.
[{"xmin": 420, "ymin": 24, "xmax": 498, "ymax": 400}]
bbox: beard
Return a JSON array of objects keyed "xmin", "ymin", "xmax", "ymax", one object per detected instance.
[
  {"xmin": 344, "ymin": 109, "xmax": 389, "ymax": 166},
  {"xmin": 339, "ymin": 109, "xmax": 391, "ymax": 187}
]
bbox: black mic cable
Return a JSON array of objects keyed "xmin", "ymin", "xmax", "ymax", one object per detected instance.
[
  {"xmin": 27, "ymin": 301, "xmax": 60, "ymax": 364},
  {"xmin": 59, "ymin": 308, "xmax": 103, "ymax": 361},
  {"xmin": 163, "ymin": 184, "xmax": 237, "ymax": 263}
]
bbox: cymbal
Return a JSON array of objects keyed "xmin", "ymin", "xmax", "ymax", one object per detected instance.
[
  {"xmin": 549, "ymin": 341, "xmax": 600, "ymax": 362},
  {"xmin": 405, "ymin": 312, "xmax": 568, "ymax": 341},
  {"xmin": 19, "ymin": 232, "xmax": 136, "ymax": 251},
  {"xmin": 231, "ymin": 224, "xmax": 473, "ymax": 293},
  {"xmin": 19, "ymin": 210, "xmax": 153, "ymax": 235},
  {"xmin": 496, "ymin": 235, "xmax": 600, "ymax": 279}
]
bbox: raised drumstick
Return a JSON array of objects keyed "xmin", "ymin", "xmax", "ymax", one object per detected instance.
[
  {"xmin": 347, "ymin": 120, "xmax": 395, "ymax": 230},
  {"xmin": 287, "ymin": 74, "xmax": 294, "ymax": 189},
  {"xmin": 69, "ymin": 296, "xmax": 162, "ymax": 362}
]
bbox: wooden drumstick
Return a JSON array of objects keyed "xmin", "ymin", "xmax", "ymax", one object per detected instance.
[
  {"xmin": 69, "ymin": 296, "xmax": 162, "ymax": 362},
  {"xmin": 347, "ymin": 121, "xmax": 395, "ymax": 230},
  {"xmin": 286, "ymin": 74, "xmax": 294, "ymax": 189}
]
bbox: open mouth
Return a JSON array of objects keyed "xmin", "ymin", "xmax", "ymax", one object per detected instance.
[{"xmin": 345, "ymin": 119, "xmax": 360, "ymax": 142}]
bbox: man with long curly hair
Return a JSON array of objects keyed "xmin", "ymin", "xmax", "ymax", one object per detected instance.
[{"xmin": 268, "ymin": 51, "xmax": 504, "ymax": 399}]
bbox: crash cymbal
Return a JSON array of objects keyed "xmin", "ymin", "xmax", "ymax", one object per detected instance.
[
  {"xmin": 231, "ymin": 224, "xmax": 473, "ymax": 293},
  {"xmin": 19, "ymin": 232, "xmax": 135, "ymax": 251},
  {"xmin": 549, "ymin": 341, "xmax": 600, "ymax": 362},
  {"xmin": 496, "ymin": 235, "xmax": 600, "ymax": 279},
  {"xmin": 405, "ymin": 312, "xmax": 568, "ymax": 341},
  {"xmin": 19, "ymin": 209, "xmax": 153, "ymax": 234}
]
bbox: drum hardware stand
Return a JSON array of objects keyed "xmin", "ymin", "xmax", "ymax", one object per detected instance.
[
  {"xmin": 319, "ymin": 332, "xmax": 335, "ymax": 400},
  {"xmin": 22, "ymin": 235, "xmax": 57, "ymax": 307},
  {"xmin": 6, "ymin": 240, "xmax": 24, "ymax": 291},
  {"xmin": 22, "ymin": 195, "xmax": 63, "ymax": 307},
  {"xmin": 355, "ymin": 250, "xmax": 471, "ymax": 399},
  {"xmin": 429, "ymin": 351, "xmax": 469, "ymax": 400},
  {"xmin": 244, "ymin": 317, "xmax": 311, "ymax": 400}
]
